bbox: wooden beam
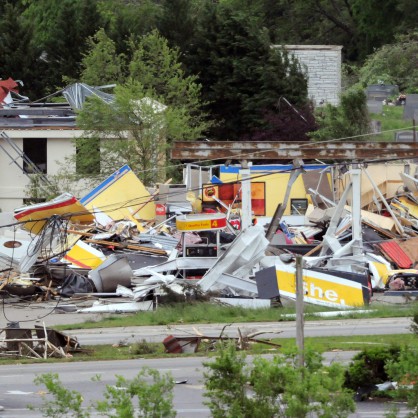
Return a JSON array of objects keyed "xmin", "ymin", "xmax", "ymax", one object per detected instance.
[{"xmin": 171, "ymin": 141, "xmax": 418, "ymax": 161}]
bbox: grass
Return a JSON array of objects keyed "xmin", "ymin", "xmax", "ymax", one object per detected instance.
[
  {"xmin": 55, "ymin": 300, "xmax": 418, "ymax": 331},
  {"xmin": 0, "ymin": 301, "xmax": 414, "ymax": 365},
  {"xmin": 0, "ymin": 333, "xmax": 415, "ymax": 365},
  {"xmin": 370, "ymin": 105, "xmax": 415, "ymax": 141}
]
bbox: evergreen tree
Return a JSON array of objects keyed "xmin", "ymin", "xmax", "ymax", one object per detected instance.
[
  {"xmin": 158, "ymin": 0, "xmax": 200, "ymax": 53},
  {"xmin": 97, "ymin": 0, "xmax": 161, "ymax": 57},
  {"xmin": 0, "ymin": 1, "xmax": 46, "ymax": 99},
  {"xmin": 80, "ymin": 29, "xmax": 127, "ymax": 86},
  {"xmin": 23, "ymin": 0, "xmax": 103, "ymax": 93},
  {"xmin": 188, "ymin": 1, "xmax": 308, "ymax": 140},
  {"xmin": 128, "ymin": 29, "xmax": 211, "ymax": 134},
  {"xmin": 351, "ymin": 0, "xmax": 402, "ymax": 57}
]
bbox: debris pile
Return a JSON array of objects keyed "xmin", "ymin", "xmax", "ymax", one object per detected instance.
[
  {"xmin": 0, "ymin": 324, "xmax": 81, "ymax": 359},
  {"xmin": 163, "ymin": 324, "xmax": 282, "ymax": 353},
  {"xmin": 1, "ymin": 161, "xmax": 418, "ymax": 324}
]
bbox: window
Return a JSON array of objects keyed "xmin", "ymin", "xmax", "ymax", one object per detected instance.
[
  {"xmin": 290, "ymin": 198, "xmax": 308, "ymax": 215},
  {"xmin": 23, "ymin": 138, "xmax": 47, "ymax": 174},
  {"xmin": 76, "ymin": 138, "xmax": 100, "ymax": 175}
]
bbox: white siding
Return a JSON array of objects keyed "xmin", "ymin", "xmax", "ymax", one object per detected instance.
[{"xmin": 0, "ymin": 129, "xmax": 81, "ymax": 212}]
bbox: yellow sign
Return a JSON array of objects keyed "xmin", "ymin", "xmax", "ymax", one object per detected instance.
[
  {"xmin": 275, "ymin": 263, "xmax": 367, "ymax": 308},
  {"xmin": 176, "ymin": 214, "xmax": 227, "ymax": 231}
]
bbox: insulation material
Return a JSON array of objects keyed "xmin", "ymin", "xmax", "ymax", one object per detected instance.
[
  {"xmin": 392, "ymin": 196, "xmax": 418, "ymax": 220},
  {"xmin": 344, "ymin": 206, "xmax": 396, "ymax": 232}
]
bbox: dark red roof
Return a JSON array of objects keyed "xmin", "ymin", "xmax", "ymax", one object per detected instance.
[{"xmin": 378, "ymin": 241, "xmax": 413, "ymax": 269}]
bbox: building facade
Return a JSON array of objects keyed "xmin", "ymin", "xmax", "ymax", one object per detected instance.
[{"xmin": 0, "ymin": 129, "xmax": 83, "ymax": 212}]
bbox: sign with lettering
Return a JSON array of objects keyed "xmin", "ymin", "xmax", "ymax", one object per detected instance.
[
  {"xmin": 176, "ymin": 214, "xmax": 227, "ymax": 231},
  {"xmin": 275, "ymin": 263, "xmax": 369, "ymax": 308}
]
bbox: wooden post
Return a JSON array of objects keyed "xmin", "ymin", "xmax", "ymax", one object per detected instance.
[{"xmin": 295, "ymin": 255, "xmax": 304, "ymax": 367}]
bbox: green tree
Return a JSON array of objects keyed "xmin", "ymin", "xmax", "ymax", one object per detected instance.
[
  {"xmin": 0, "ymin": 1, "xmax": 46, "ymax": 99},
  {"xmin": 95, "ymin": 369, "xmax": 176, "ymax": 417},
  {"xmin": 76, "ymin": 82, "xmax": 169, "ymax": 185},
  {"xmin": 128, "ymin": 29, "xmax": 209, "ymax": 119},
  {"xmin": 357, "ymin": 31, "xmax": 418, "ymax": 92},
  {"xmin": 309, "ymin": 89, "xmax": 371, "ymax": 142},
  {"xmin": 32, "ymin": 373, "xmax": 89, "ymax": 417},
  {"xmin": 385, "ymin": 346, "xmax": 418, "ymax": 418},
  {"xmin": 22, "ymin": 0, "xmax": 103, "ymax": 93},
  {"xmin": 188, "ymin": 1, "xmax": 308, "ymax": 140},
  {"xmin": 80, "ymin": 28, "xmax": 126, "ymax": 86},
  {"xmin": 158, "ymin": 0, "xmax": 200, "ymax": 53},
  {"xmin": 351, "ymin": 0, "xmax": 402, "ymax": 56},
  {"xmin": 74, "ymin": 30, "xmax": 211, "ymax": 185},
  {"xmin": 272, "ymin": 0, "xmax": 361, "ymax": 60},
  {"xmin": 204, "ymin": 343, "xmax": 355, "ymax": 418},
  {"xmin": 32, "ymin": 369, "xmax": 176, "ymax": 418},
  {"xmin": 97, "ymin": 0, "xmax": 161, "ymax": 56}
]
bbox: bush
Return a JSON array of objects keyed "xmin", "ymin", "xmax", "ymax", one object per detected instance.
[
  {"xmin": 33, "ymin": 368, "xmax": 176, "ymax": 418},
  {"xmin": 130, "ymin": 339, "xmax": 158, "ymax": 355},
  {"xmin": 344, "ymin": 346, "xmax": 401, "ymax": 399},
  {"xmin": 385, "ymin": 346, "xmax": 418, "ymax": 418},
  {"xmin": 203, "ymin": 342, "xmax": 355, "ymax": 417},
  {"xmin": 309, "ymin": 88, "xmax": 370, "ymax": 142}
]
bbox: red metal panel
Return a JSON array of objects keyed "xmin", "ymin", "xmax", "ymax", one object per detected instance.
[{"xmin": 378, "ymin": 241, "xmax": 413, "ymax": 269}]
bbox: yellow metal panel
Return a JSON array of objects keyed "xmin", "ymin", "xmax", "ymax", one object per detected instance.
[
  {"xmin": 276, "ymin": 265, "xmax": 366, "ymax": 308},
  {"xmin": 219, "ymin": 171, "xmax": 311, "ymax": 217},
  {"xmin": 63, "ymin": 240, "xmax": 106, "ymax": 269},
  {"xmin": 80, "ymin": 165, "xmax": 156, "ymax": 229}
]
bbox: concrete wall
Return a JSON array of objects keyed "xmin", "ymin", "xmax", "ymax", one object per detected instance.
[
  {"xmin": 283, "ymin": 45, "xmax": 343, "ymax": 107},
  {"xmin": 0, "ymin": 129, "xmax": 81, "ymax": 212}
]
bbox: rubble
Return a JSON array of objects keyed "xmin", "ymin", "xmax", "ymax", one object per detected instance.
[
  {"xmin": 162, "ymin": 325, "xmax": 282, "ymax": 354},
  {"xmin": 0, "ymin": 324, "xmax": 81, "ymax": 359},
  {"xmin": 1, "ymin": 159, "xmax": 418, "ymax": 343}
]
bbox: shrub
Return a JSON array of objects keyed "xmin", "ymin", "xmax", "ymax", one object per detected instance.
[
  {"xmin": 344, "ymin": 346, "xmax": 401, "ymax": 399},
  {"xmin": 203, "ymin": 342, "xmax": 355, "ymax": 417},
  {"xmin": 130, "ymin": 339, "xmax": 158, "ymax": 355},
  {"xmin": 33, "ymin": 368, "xmax": 176, "ymax": 418}
]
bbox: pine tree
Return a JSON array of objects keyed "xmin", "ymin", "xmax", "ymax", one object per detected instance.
[{"xmin": 188, "ymin": 1, "xmax": 309, "ymax": 140}]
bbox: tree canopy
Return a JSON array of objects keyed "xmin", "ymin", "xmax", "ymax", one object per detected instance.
[
  {"xmin": 186, "ymin": 1, "xmax": 309, "ymax": 140},
  {"xmin": 2, "ymin": 0, "xmax": 418, "ymax": 151},
  {"xmin": 357, "ymin": 31, "xmax": 418, "ymax": 92},
  {"xmin": 75, "ymin": 30, "xmax": 211, "ymax": 185}
]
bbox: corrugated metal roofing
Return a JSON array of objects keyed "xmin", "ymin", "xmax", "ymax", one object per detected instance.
[{"xmin": 377, "ymin": 241, "xmax": 413, "ymax": 269}]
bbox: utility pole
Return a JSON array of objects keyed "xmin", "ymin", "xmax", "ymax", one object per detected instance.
[
  {"xmin": 239, "ymin": 160, "xmax": 252, "ymax": 230},
  {"xmin": 295, "ymin": 255, "xmax": 304, "ymax": 367}
]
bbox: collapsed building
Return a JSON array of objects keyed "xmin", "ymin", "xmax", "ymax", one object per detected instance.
[{"xmin": 1, "ymin": 78, "xmax": 418, "ymax": 320}]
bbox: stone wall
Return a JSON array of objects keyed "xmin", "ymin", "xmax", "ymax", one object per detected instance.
[{"xmin": 281, "ymin": 45, "xmax": 343, "ymax": 107}]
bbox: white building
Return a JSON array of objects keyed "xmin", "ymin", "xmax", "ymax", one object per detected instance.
[{"xmin": 0, "ymin": 128, "xmax": 83, "ymax": 212}]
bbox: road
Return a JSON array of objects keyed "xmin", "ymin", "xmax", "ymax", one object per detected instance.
[
  {"xmin": 64, "ymin": 316, "xmax": 413, "ymax": 346},
  {"xmin": 0, "ymin": 316, "xmax": 414, "ymax": 417},
  {"xmin": 0, "ymin": 356, "xmax": 411, "ymax": 417}
]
